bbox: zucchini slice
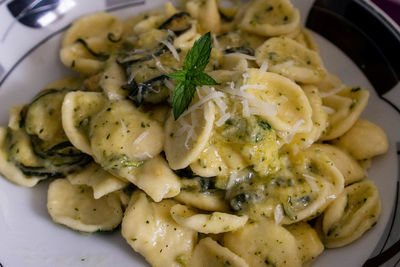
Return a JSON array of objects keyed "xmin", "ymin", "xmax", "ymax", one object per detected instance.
[
  {"xmin": 0, "ymin": 127, "xmax": 40, "ymax": 187},
  {"xmin": 25, "ymin": 89, "xmax": 69, "ymax": 144}
]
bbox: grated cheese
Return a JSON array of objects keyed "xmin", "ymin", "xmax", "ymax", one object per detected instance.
[
  {"xmin": 269, "ymin": 60, "xmax": 294, "ymax": 72},
  {"xmin": 242, "ymin": 73, "xmax": 249, "ymax": 85},
  {"xmin": 319, "ymin": 85, "xmax": 346, "ymax": 98},
  {"xmin": 223, "ymin": 89, "xmax": 278, "ymax": 117},
  {"xmin": 212, "ymin": 33, "xmax": 220, "ymax": 49},
  {"xmin": 133, "ymin": 131, "xmax": 148, "ymax": 145},
  {"xmin": 216, "ymin": 113, "xmax": 231, "ymax": 127},
  {"xmin": 274, "ymin": 204, "xmax": 284, "ymax": 224},
  {"xmin": 239, "ymin": 84, "xmax": 267, "ymax": 91},
  {"xmin": 276, "ymin": 95, "xmax": 288, "ymax": 105},
  {"xmin": 213, "ymin": 95, "xmax": 227, "ymax": 114},
  {"xmin": 120, "ymin": 119, "xmax": 127, "ymax": 134},
  {"xmin": 153, "ymin": 55, "xmax": 168, "ymax": 73},
  {"xmin": 164, "ymin": 79, "xmax": 175, "ymax": 91},
  {"xmin": 161, "ymin": 39, "xmax": 180, "ymax": 62},
  {"xmin": 107, "ymin": 92, "xmax": 124, "ymax": 100},
  {"xmin": 180, "ymin": 91, "xmax": 225, "ymax": 118},
  {"xmin": 135, "ymin": 152, "xmax": 153, "ymax": 159},
  {"xmin": 322, "ymin": 105, "xmax": 335, "ymax": 114},
  {"xmin": 260, "ymin": 61, "xmax": 269, "ymax": 72},
  {"xmin": 302, "ymin": 173, "xmax": 320, "ymax": 193},
  {"xmin": 241, "ymin": 99, "xmax": 250, "ymax": 117},
  {"xmin": 241, "ymin": 54, "xmax": 256, "ymax": 61}
]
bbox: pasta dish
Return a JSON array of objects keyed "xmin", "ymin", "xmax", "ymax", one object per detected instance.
[{"xmin": 0, "ymin": 0, "xmax": 390, "ymax": 266}]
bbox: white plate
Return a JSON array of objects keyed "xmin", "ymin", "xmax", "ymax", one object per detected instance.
[{"xmin": 0, "ymin": 0, "xmax": 399, "ymax": 266}]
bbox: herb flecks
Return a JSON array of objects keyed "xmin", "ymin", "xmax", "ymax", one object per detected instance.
[{"xmin": 168, "ymin": 32, "xmax": 218, "ymax": 120}]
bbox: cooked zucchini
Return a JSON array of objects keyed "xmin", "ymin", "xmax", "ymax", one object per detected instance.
[
  {"xmin": 158, "ymin": 12, "xmax": 192, "ymax": 35},
  {"xmin": 24, "ymin": 89, "xmax": 70, "ymax": 144}
]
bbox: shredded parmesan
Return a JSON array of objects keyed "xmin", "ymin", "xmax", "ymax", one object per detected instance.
[
  {"xmin": 276, "ymin": 95, "xmax": 288, "ymax": 104},
  {"xmin": 107, "ymin": 92, "xmax": 124, "ymax": 100},
  {"xmin": 303, "ymin": 173, "xmax": 320, "ymax": 193},
  {"xmin": 322, "ymin": 105, "xmax": 335, "ymax": 114},
  {"xmin": 239, "ymin": 84, "xmax": 267, "ymax": 91},
  {"xmin": 226, "ymin": 171, "xmax": 238, "ymax": 190},
  {"xmin": 269, "ymin": 60, "xmax": 294, "ymax": 71},
  {"xmin": 161, "ymin": 39, "xmax": 180, "ymax": 62},
  {"xmin": 133, "ymin": 131, "xmax": 148, "ymax": 145},
  {"xmin": 196, "ymin": 87, "xmax": 203, "ymax": 99},
  {"xmin": 242, "ymin": 73, "xmax": 249, "ymax": 85},
  {"xmin": 180, "ymin": 91, "xmax": 225, "ymax": 118},
  {"xmin": 327, "ymin": 194, "xmax": 337, "ymax": 200},
  {"xmin": 277, "ymin": 119, "xmax": 305, "ymax": 144},
  {"xmin": 223, "ymin": 89, "xmax": 278, "ymax": 117},
  {"xmin": 260, "ymin": 61, "xmax": 269, "ymax": 72},
  {"xmin": 241, "ymin": 99, "xmax": 250, "ymax": 117},
  {"xmin": 135, "ymin": 152, "xmax": 153, "ymax": 159},
  {"xmin": 153, "ymin": 55, "xmax": 168, "ymax": 73},
  {"xmin": 274, "ymin": 204, "xmax": 284, "ymax": 224},
  {"xmin": 241, "ymin": 54, "xmax": 256, "ymax": 61},
  {"xmin": 120, "ymin": 119, "xmax": 127, "ymax": 134},
  {"xmin": 190, "ymin": 111, "xmax": 198, "ymax": 140},
  {"xmin": 212, "ymin": 33, "xmax": 220, "ymax": 49},
  {"xmin": 164, "ymin": 79, "xmax": 175, "ymax": 91},
  {"xmin": 213, "ymin": 95, "xmax": 227, "ymax": 114},
  {"xmin": 216, "ymin": 113, "xmax": 231, "ymax": 127},
  {"xmin": 319, "ymin": 85, "xmax": 346, "ymax": 98}
]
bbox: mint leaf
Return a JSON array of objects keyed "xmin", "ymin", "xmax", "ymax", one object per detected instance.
[
  {"xmin": 184, "ymin": 32, "xmax": 212, "ymax": 71},
  {"xmin": 191, "ymin": 72, "xmax": 218, "ymax": 86},
  {"xmin": 167, "ymin": 70, "xmax": 187, "ymax": 82},
  {"xmin": 169, "ymin": 32, "xmax": 216, "ymax": 120},
  {"xmin": 172, "ymin": 81, "xmax": 196, "ymax": 119}
]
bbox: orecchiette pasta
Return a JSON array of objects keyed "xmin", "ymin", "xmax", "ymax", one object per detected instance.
[
  {"xmin": 332, "ymin": 119, "xmax": 389, "ymax": 160},
  {"xmin": 190, "ymin": 237, "xmax": 249, "ymax": 267},
  {"xmin": 170, "ymin": 204, "xmax": 248, "ymax": 233},
  {"xmin": 285, "ymin": 222, "xmax": 324, "ymax": 265},
  {"xmin": 240, "ymin": 0, "xmax": 300, "ymax": 36},
  {"xmin": 318, "ymin": 180, "xmax": 381, "ymax": 248},
  {"xmin": 47, "ymin": 179, "xmax": 123, "ymax": 232},
  {"xmin": 311, "ymin": 144, "xmax": 365, "ymax": 185},
  {"xmin": 67, "ymin": 162, "xmax": 128, "ymax": 199},
  {"xmin": 320, "ymin": 87, "xmax": 370, "ymax": 140},
  {"xmin": 255, "ymin": 36, "xmax": 326, "ymax": 83},
  {"xmin": 0, "ymin": 0, "xmax": 389, "ymax": 266},
  {"xmin": 224, "ymin": 219, "xmax": 302, "ymax": 266},
  {"xmin": 121, "ymin": 191, "xmax": 197, "ymax": 267},
  {"xmin": 60, "ymin": 13, "xmax": 123, "ymax": 75}
]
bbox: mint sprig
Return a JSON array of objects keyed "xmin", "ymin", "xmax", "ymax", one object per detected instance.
[{"xmin": 168, "ymin": 32, "xmax": 218, "ymax": 120}]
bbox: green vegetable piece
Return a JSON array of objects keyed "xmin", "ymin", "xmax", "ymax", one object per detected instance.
[{"xmin": 168, "ymin": 32, "xmax": 218, "ymax": 120}]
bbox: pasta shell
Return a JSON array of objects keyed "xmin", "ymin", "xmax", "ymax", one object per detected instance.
[
  {"xmin": 190, "ymin": 237, "xmax": 249, "ymax": 267},
  {"xmin": 170, "ymin": 204, "xmax": 248, "ymax": 234},
  {"xmin": 47, "ymin": 179, "xmax": 123, "ymax": 232},
  {"xmin": 121, "ymin": 191, "xmax": 197, "ymax": 267},
  {"xmin": 321, "ymin": 87, "xmax": 369, "ymax": 140},
  {"xmin": 62, "ymin": 91, "xmax": 107, "ymax": 155},
  {"xmin": 255, "ymin": 37, "xmax": 326, "ymax": 83},
  {"xmin": 240, "ymin": 0, "xmax": 300, "ymax": 36},
  {"xmin": 319, "ymin": 179, "xmax": 381, "ymax": 248},
  {"xmin": 243, "ymin": 68, "xmax": 312, "ymax": 133},
  {"xmin": 67, "ymin": 162, "xmax": 127, "ymax": 199},
  {"xmin": 164, "ymin": 100, "xmax": 216, "ymax": 170},
  {"xmin": 224, "ymin": 219, "xmax": 302, "ymax": 267},
  {"xmin": 332, "ymin": 119, "xmax": 389, "ymax": 160}
]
